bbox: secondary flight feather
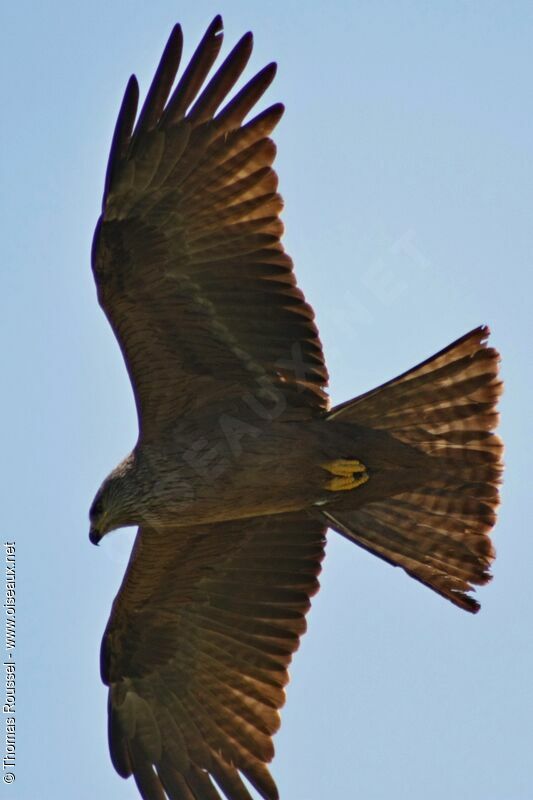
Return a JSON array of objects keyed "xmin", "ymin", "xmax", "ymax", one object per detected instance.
[{"xmin": 90, "ymin": 16, "xmax": 503, "ymax": 800}]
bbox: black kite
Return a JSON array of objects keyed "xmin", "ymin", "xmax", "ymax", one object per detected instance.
[{"xmin": 89, "ymin": 17, "xmax": 503, "ymax": 800}]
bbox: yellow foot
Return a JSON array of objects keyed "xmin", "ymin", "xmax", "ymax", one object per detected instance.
[{"xmin": 320, "ymin": 459, "xmax": 369, "ymax": 492}]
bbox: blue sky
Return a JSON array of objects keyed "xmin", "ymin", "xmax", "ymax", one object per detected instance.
[{"xmin": 3, "ymin": 2, "xmax": 532, "ymax": 799}]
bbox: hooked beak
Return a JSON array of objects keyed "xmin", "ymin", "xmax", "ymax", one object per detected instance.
[{"xmin": 89, "ymin": 526, "xmax": 102, "ymax": 546}]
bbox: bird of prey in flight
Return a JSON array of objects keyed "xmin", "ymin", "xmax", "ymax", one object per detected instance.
[{"xmin": 89, "ymin": 16, "xmax": 503, "ymax": 800}]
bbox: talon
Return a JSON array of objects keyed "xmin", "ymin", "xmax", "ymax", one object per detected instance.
[{"xmin": 321, "ymin": 459, "xmax": 369, "ymax": 491}]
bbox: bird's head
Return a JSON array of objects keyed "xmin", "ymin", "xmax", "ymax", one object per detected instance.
[{"xmin": 89, "ymin": 455, "xmax": 137, "ymax": 545}]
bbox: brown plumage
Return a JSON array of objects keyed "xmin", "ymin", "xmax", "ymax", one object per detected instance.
[{"xmin": 89, "ymin": 17, "xmax": 503, "ymax": 800}]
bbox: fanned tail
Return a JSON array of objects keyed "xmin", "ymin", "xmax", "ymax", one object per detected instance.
[{"xmin": 324, "ymin": 326, "xmax": 503, "ymax": 612}]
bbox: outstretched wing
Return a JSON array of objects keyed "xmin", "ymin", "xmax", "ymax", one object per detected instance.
[
  {"xmin": 101, "ymin": 514, "xmax": 326, "ymax": 800},
  {"xmin": 92, "ymin": 17, "xmax": 328, "ymax": 441}
]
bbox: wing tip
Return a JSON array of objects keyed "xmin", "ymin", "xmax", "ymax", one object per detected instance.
[
  {"xmin": 102, "ymin": 73, "xmax": 139, "ymax": 207},
  {"xmin": 209, "ymin": 13, "xmax": 224, "ymax": 38}
]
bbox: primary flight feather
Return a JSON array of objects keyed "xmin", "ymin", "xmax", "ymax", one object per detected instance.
[{"xmin": 90, "ymin": 16, "xmax": 503, "ymax": 800}]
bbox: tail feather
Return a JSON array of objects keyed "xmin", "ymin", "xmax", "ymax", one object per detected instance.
[{"xmin": 323, "ymin": 326, "xmax": 503, "ymax": 613}]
